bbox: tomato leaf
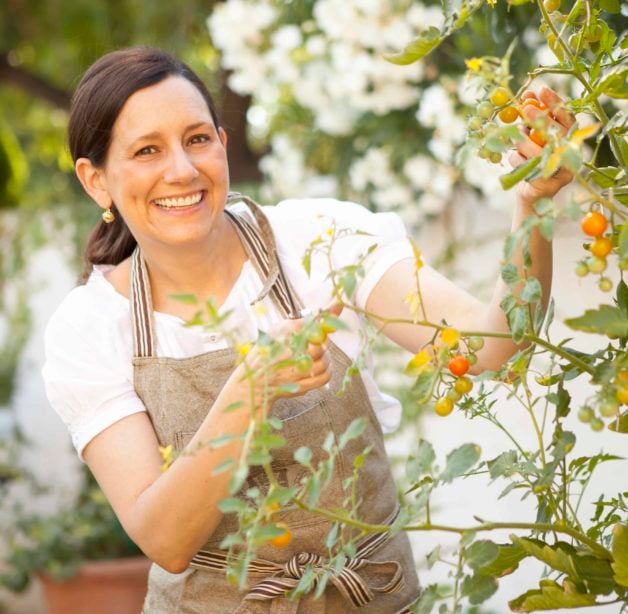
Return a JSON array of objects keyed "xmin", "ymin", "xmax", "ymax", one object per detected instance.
[
  {"xmin": 478, "ymin": 543, "xmax": 527, "ymax": 577},
  {"xmin": 500, "ymin": 156, "xmax": 541, "ymax": 190},
  {"xmin": 465, "ymin": 540, "xmax": 499, "ymax": 571},
  {"xmin": 441, "ymin": 443, "xmax": 481, "ymax": 482},
  {"xmin": 384, "ymin": 27, "xmax": 442, "ymax": 65},
  {"xmin": 509, "ymin": 584, "xmax": 597, "ymax": 611},
  {"xmin": 461, "ymin": 572, "xmax": 498, "ymax": 604},
  {"xmin": 565, "ymin": 305, "xmax": 628, "ymax": 337}
]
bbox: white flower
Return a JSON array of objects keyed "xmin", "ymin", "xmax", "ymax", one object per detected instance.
[
  {"xmin": 417, "ymin": 84, "xmax": 451, "ymax": 128},
  {"xmin": 271, "ymin": 24, "xmax": 302, "ymax": 50},
  {"xmin": 404, "ymin": 155, "xmax": 433, "ymax": 190}
]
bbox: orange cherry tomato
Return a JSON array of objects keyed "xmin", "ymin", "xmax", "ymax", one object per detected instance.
[
  {"xmin": 580, "ymin": 211, "xmax": 608, "ymax": 237},
  {"xmin": 270, "ymin": 522, "xmax": 293, "ymax": 548},
  {"xmin": 448, "ymin": 355, "xmax": 470, "ymax": 377},
  {"xmin": 529, "ymin": 128, "xmax": 547, "ymax": 147},
  {"xmin": 498, "ymin": 106, "xmax": 519, "ymax": 123},
  {"xmin": 590, "ymin": 236, "xmax": 613, "ymax": 258}
]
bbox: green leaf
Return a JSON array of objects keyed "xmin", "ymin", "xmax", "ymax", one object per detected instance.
[
  {"xmin": 229, "ymin": 464, "xmax": 249, "ymax": 494},
  {"xmin": 461, "ymin": 572, "xmax": 498, "ymax": 604},
  {"xmin": 384, "ymin": 27, "xmax": 442, "ymax": 65},
  {"xmin": 218, "ymin": 497, "xmax": 248, "ymax": 514},
  {"xmin": 501, "ymin": 263, "xmax": 520, "ymax": 285},
  {"xmin": 507, "ymin": 304, "xmax": 529, "ymax": 343},
  {"xmin": 414, "ymin": 583, "xmax": 439, "ymax": 614},
  {"xmin": 571, "ymin": 554, "xmax": 615, "ymax": 594},
  {"xmin": 412, "ymin": 365, "xmax": 439, "ymax": 404},
  {"xmin": 521, "ymin": 278, "xmax": 542, "ymax": 303},
  {"xmin": 550, "ymin": 430, "xmax": 576, "ymax": 461},
  {"xmin": 479, "ymin": 543, "xmax": 527, "ymax": 577},
  {"xmin": 509, "ymin": 584, "xmax": 596, "ymax": 611},
  {"xmin": 611, "ymin": 522, "xmax": 628, "ymax": 587},
  {"xmin": 500, "ymin": 156, "xmax": 541, "ymax": 190},
  {"xmin": 465, "ymin": 540, "xmax": 499, "ymax": 571},
  {"xmin": 608, "ymin": 412, "xmax": 628, "ymax": 433},
  {"xmin": 618, "ymin": 223, "xmax": 628, "ymax": 259},
  {"xmin": 618, "ymin": 280, "xmax": 628, "ymax": 314},
  {"xmin": 426, "ymin": 545, "xmax": 441, "ymax": 569},
  {"xmin": 294, "ymin": 446, "xmax": 312, "ymax": 466},
  {"xmin": 255, "ymin": 433, "xmax": 287, "ymax": 449},
  {"xmin": 407, "ymin": 439, "xmax": 436, "ymax": 482},
  {"xmin": 338, "ymin": 417, "xmax": 367, "ymax": 449},
  {"xmin": 588, "ymin": 166, "xmax": 620, "ymax": 188},
  {"xmin": 487, "ymin": 450, "xmax": 519, "ymax": 480},
  {"xmin": 565, "ymin": 305, "xmax": 628, "ymax": 337},
  {"xmin": 339, "ymin": 272, "xmax": 357, "ymax": 299},
  {"xmin": 510, "ymin": 537, "xmax": 578, "ymax": 577},
  {"xmin": 539, "ymin": 216, "xmax": 554, "ymax": 241},
  {"xmin": 441, "ymin": 443, "xmax": 481, "ymax": 482}
]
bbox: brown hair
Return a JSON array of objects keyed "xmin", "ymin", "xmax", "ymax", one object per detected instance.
[{"xmin": 69, "ymin": 47, "xmax": 221, "ymax": 282}]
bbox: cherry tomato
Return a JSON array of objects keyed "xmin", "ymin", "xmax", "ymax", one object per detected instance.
[
  {"xmin": 586, "ymin": 256, "xmax": 607, "ymax": 274},
  {"xmin": 435, "ymin": 397, "xmax": 454, "ymax": 417},
  {"xmin": 590, "ymin": 236, "xmax": 613, "ymax": 258},
  {"xmin": 521, "ymin": 99, "xmax": 547, "ymax": 111},
  {"xmin": 489, "ymin": 152, "xmax": 502, "ymax": 164},
  {"xmin": 454, "ymin": 377, "xmax": 474, "ymax": 395},
  {"xmin": 574, "ymin": 262, "xmax": 589, "ymax": 277},
  {"xmin": 577, "ymin": 406, "xmax": 594, "ymax": 423},
  {"xmin": 590, "ymin": 417, "xmax": 604, "ymax": 432},
  {"xmin": 478, "ymin": 102, "xmax": 493, "ymax": 119},
  {"xmin": 580, "ymin": 211, "xmax": 608, "ymax": 237},
  {"xmin": 270, "ymin": 522, "xmax": 293, "ymax": 548},
  {"xmin": 307, "ymin": 327, "xmax": 327, "ymax": 345},
  {"xmin": 468, "ymin": 336, "xmax": 485, "ymax": 351},
  {"xmin": 617, "ymin": 387, "xmax": 628, "ymax": 406},
  {"xmin": 598, "ymin": 277, "xmax": 613, "ymax": 293},
  {"xmin": 600, "ymin": 398, "xmax": 619, "ymax": 417},
  {"xmin": 296, "ymin": 355, "xmax": 314, "ymax": 373},
  {"xmin": 448, "ymin": 355, "xmax": 470, "ymax": 377},
  {"xmin": 498, "ymin": 106, "xmax": 519, "ymax": 123},
  {"xmin": 544, "ymin": 0, "xmax": 561, "ymax": 12},
  {"xmin": 489, "ymin": 87, "xmax": 511, "ymax": 107},
  {"xmin": 529, "ymin": 129, "xmax": 547, "ymax": 147}
]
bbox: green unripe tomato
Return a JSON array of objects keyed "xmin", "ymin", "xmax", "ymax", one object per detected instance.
[
  {"xmin": 584, "ymin": 23, "xmax": 603, "ymax": 43},
  {"xmin": 468, "ymin": 336, "xmax": 485, "ymax": 351},
  {"xmin": 467, "ymin": 116, "xmax": 483, "ymax": 131},
  {"xmin": 577, "ymin": 406, "xmax": 594, "ymax": 423},
  {"xmin": 598, "ymin": 277, "xmax": 613, "ymax": 293},
  {"xmin": 478, "ymin": 102, "xmax": 493, "ymax": 119},
  {"xmin": 574, "ymin": 262, "xmax": 589, "ymax": 277},
  {"xmin": 599, "ymin": 398, "xmax": 619, "ymax": 417},
  {"xmin": 478, "ymin": 146, "xmax": 491, "ymax": 159},
  {"xmin": 467, "ymin": 353, "xmax": 478, "ymax": 366},
  {"xmin": 586, "ymin": 256, "xmax": 607, "ymax": 274},
  {"xmin": 619, "ymin": 258, "xmax": 628, "ymax": 271},
  {"xmin": 447, "ymin": 388, "xmax": 462, "ymax": 403},
  {"xmin": 590, "ymin": 417, "xmax": 604, "ymax": 432},
  {"xmin": 489, "ymin": 152, "xmax": 502, "ymax": 164}
]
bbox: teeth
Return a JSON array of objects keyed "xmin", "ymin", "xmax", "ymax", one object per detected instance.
[{"xmin": 154, "ymin": 191, "xmax": 203, "ymax": 208}]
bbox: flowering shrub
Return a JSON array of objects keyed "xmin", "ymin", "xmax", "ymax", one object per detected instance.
[{"xmin": 198, "ymin": 0, "xmax": 628, "ymax": 611}]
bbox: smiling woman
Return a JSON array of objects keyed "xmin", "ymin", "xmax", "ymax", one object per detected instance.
[{"xmin": 42, "ymin": 45, "xmax": 574, "ymax": 614}]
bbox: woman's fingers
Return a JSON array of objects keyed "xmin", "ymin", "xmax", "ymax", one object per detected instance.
[{"xmin": 537, "ymin": 85, "xmax": 576, "ymax": 129}]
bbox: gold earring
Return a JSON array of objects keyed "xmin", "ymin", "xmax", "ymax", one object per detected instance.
[{"xmin": 102, "ymin": 207, "xmax": 115, "ymax": 224}]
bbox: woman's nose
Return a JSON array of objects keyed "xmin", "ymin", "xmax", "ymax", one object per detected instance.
[{"xmin": 163, "ymin": 147, "xmax": 199, "ymax": 184}]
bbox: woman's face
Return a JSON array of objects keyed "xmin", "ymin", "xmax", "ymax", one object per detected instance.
[{"xmin": 97, "ymin": 75, "xmax": 229, "ymax": 250}]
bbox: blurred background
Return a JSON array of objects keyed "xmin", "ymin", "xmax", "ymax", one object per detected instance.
[{"xmin": 0, "ymin": 1, "xmax": 625, "ymax": 612}]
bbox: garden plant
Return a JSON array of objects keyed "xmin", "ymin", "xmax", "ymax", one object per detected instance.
[{"xmin": 179, "ymin": 0, "xmax": 628, "ymax": 611}]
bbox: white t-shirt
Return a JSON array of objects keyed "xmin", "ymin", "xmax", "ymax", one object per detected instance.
[{"xmin": 42, "ymin": 198, "xmax": 414, "ymax": 459}]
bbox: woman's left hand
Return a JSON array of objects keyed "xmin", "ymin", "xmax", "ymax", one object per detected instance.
[{"xmin": 507, "ymin": 85, "xmax": 576, "ymax": 208}]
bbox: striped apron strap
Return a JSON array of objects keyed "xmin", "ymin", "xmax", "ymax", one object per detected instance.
[
  {"xmin": 191, "ymin": 507, "xmax": 408, "ymax": 610},
  {"xmin": 226, "ymin": 192, "xmax": 302, "ymax": 319},
  {"xmin": 130, "ymin": 246, "xmax": 156, "ymax": 358}
]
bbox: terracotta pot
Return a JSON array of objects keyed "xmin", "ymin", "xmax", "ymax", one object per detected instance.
[{"xmin": 38, "ymin": 556, "xmax": 151, "ymax": 614}]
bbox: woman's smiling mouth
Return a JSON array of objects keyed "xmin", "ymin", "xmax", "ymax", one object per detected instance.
[{"xmin": 153, "ymin": 190, "xmax": 205, "ymax": 209}]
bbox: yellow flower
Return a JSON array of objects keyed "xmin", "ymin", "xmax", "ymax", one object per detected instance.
[
  {"xmin": 237, "ymin": 343, "xmax": 252, "ymax": 357},
  {"xmin": 405, "ymin": 349, "xmax": 432, "ymax": 375},
  {"xmin": 440, "ymin": 328, "xmax": 460, "ymax": 348},
  {"xmin": 465, "ymin": 57, "xmax": 483, "ymax": 71},
  {"xmin": 485, "ymin": 0, "xmax": 496, "ymax": 7},
  {"xmin": 325, "ymin": 227, "xmax": 334, "ymax": 237},
  {"xmin": 159, "ymin": 445, "xmax": 174, "ymax": 472}
]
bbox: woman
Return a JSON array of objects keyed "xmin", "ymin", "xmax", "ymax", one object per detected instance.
[{"xmin": 43, "ymin": 47, "xmax": 574, "ymax": 612}]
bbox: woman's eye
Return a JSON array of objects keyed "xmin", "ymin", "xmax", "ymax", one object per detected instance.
[
  {"xmin": 189, "ymin": 134, "xmax": 211, "ymax": 145},
  {"xmin": 135, "ymin": 145, "xmax": 157, "ymax": 156}
]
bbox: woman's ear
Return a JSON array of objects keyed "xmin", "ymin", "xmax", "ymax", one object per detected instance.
[
  {"xmin": 219, "ymin": 127, "xmax": 228, "ymax": 149},
  {"xmin": 75, "ymin": 158, "xmax": 111, "ymax": 211}
]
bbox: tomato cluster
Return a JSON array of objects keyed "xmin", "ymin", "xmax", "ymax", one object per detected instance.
[
  {"xmin": 430, "ymin": 331, "xmax": 484, "ymax": 417},
  {"xmin": 578, "ymin": 370, "xmax": 627, "ymax": 432},
  {"xmin": 574, "ymin": 211, "xmax": 621, "ymax": 291}
]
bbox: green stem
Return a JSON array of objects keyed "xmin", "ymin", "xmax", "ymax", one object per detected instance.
[
  {"xmin": 292, "ymin": 499, "xmax": 612, "ymax": 560},
  {"xmin": 573, "ymin": 171, "xmax": 626, "ymax": 218}
]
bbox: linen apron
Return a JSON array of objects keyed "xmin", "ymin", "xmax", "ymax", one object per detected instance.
[{"xmin": 134, "ymin": 194, "xmax": 421, "ymax": 613}]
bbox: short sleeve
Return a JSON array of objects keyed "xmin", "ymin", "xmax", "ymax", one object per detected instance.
[
  {"xmin": 264, "ymin": 198, "xmax": 414, "ymax": 309},
  {"xmin": 42, "ymin": 286, "xmax": 145, "ymax": 459}
]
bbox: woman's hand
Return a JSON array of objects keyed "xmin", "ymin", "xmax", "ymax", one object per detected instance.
[
  {"xmin": 230, "ymin": 304, "xmax": 343, "ymax": 405},
  {"xmin": 507, "ymin": 85, "xmax": 576, "ymax": 208}
]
